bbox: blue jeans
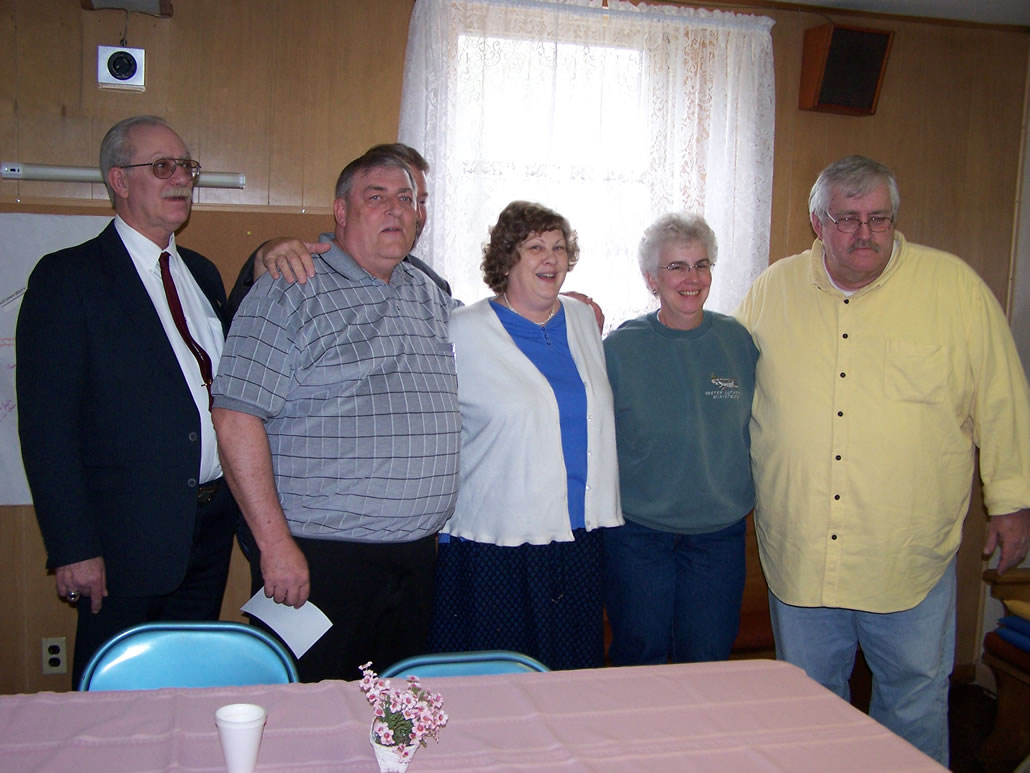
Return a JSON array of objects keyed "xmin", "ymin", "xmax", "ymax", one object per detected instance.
[
  {"xmin": 768, "ymin": 559, "xmax": 956, "ymax": 766},
  {"xmin": 604, "ymin": 517, "xmax": 746, "ymax": 665}
]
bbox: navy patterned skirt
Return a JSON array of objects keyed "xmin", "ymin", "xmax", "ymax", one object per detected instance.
[{"xmin": 429, "ymin": 528, "xmax": 605, "ymax": 671}]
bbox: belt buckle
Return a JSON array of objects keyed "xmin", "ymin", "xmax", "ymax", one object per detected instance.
[{"xmin": 196, "ymin": 480, "xmax": 220, "ymax": 504}]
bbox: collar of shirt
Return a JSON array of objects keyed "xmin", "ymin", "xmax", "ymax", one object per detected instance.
[
  {"xmin": 115, "ymin": 215, "xmax": 181, "ymax": 277},
  {"xmin": 317, "ymin": 232, "xmax": 417, "ymax": 286}
]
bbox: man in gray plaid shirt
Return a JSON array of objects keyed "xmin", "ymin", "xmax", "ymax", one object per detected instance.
[{"xmin": 212, "ymin": 149, "xmax": 461, "ymax": 681}]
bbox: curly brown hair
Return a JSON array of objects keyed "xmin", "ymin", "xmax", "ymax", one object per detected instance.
[{"xmin": 481, "ymin": 201, "xmax": 580, "ymax": 293}]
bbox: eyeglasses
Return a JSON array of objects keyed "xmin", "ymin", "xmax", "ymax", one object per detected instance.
[
  {"xmin": 657, "ymin": 260, "xmax": 713, "ymax": 275},
  {"xmin": 119, "ymin": 158, "xmax": 201, "ymax": 180},
  {"xmin": 826, "ymin": 212, "xmax": 894, "ymax": 233}
]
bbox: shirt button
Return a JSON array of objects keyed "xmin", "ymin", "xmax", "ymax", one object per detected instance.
[
  {"xmin": 831, "ymin": 534, "xmax": 838, "ymax": 540},
  {"xmin": 835, "ymin": 455, "xmax": 842, "ymax": 461},
  {"xmin": 837, "ymin": 411, "xmax": 844, "ymax": 417},
  {"xmin": 834, "ymin": 494, "xmax": 840, "ymax": 500},
  {"xmin": 188, "ymin": 432, "xmax": 199, "ymax": 442},
  {"xmin": 843, "ymin": 299, "xmax": 850, "ymax": 304},
  {"xmin": 842, "ymin": 333, "xmax": 849, "ymax": 339},
  {"xmin": 187, "ymin": 478, "xmax": 198, "ymax": 488},
  {"xmin": 840, "ymin": 372, "xmax": 846, "ymax": 378}
]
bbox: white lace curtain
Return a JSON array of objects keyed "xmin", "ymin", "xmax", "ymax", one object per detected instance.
[{"xmin": 399, "ymin": 0, "xmax": 775, "ymax": 328}]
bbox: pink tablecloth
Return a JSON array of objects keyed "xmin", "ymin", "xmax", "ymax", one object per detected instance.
[{"xmin": 0, "ymin": 659, "xmax": 944, "ymax": 772}]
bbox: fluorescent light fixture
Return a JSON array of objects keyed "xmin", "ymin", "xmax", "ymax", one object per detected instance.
[
  {"xmin": 1, "ymin": 162, "xmax": 246, "ymax": 189},
  {"xmin": 81, "ymin": 0, "xmax": 172, "ymax": 17}
]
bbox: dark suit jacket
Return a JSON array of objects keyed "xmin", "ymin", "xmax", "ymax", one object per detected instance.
[{"xmin": 16, "ymin": 221, "xmax": 231, "ymax": 596}]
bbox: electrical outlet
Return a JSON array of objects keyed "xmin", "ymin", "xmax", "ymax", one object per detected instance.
[{"xmin": 41, "ymin": 636, "xmax": 67, "ymax": 675}]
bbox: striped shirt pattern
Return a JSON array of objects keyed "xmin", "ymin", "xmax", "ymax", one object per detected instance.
[{"xmin": 213, "ymin": 238, "xmax": 461, "ymax": 542}]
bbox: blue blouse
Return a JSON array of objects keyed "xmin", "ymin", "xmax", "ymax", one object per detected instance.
[{"xmin": 490, "ymin": 300, "xmax": 588, "ymax": 530}]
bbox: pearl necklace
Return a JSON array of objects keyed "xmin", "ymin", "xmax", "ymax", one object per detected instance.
[{"xmin": 502, "ymin": 292, "xmax": 559, "ymax": 326}]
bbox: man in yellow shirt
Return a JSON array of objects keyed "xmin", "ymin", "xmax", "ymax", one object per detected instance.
[{"xmin": 736, "ymin": 155, "xmax": 1030, "ymax": 765}]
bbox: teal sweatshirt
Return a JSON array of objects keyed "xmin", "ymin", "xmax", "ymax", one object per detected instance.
[{"xmin": 603, "ymin": 310, "xmax": 757, "ymax": 533}]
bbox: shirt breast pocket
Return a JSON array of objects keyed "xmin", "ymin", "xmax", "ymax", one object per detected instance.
[{"xmin": 883, "ymin": 340, "xmax": 947, "ymax": 404}]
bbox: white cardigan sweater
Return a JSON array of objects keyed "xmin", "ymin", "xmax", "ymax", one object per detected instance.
[{"xmin": 441, "ymin": 296, "xmax": 623, "ymax": 546}]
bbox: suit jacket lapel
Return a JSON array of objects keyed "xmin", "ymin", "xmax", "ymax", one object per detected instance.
[
  {"xmin": 96, "ymin": 222, "xmax": 192, "ymax": 390},
  {"xmin": 180, "ymin": 249, "xmax": 231, "ymax": 335}
]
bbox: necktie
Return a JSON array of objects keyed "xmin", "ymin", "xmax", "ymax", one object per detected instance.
[{"xmin": 159, "ymin": 251, "xmax": 214, "ymax": 409}]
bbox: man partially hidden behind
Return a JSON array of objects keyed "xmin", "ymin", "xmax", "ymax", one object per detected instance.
[
  {"xmin": 225, "ymin": 142, "xmax": 450, "ymax": 319},
  {"xmin": 17, "ymin": 115, "xmax": 236, "ymax": 686},
  {"xmin": 212, "ymin": 149, "xmax": 461, "ymax": 681},
  {"xmin": 736, "ymin": 155, "xmax": 1030, "ymax": 765}
]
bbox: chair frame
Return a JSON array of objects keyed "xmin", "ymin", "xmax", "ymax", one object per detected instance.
[
  {"xmin": 380, "ymin": 649, "xmax": 550, "ymax": 678},
  {"xmin": 78, "ymin": 620, "xmax": 299, "ymax": 691}
]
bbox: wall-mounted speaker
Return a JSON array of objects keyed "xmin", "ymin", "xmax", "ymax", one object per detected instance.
[
  {"xmin": 799, "ymin": 23, "xmax": 893, "ymax": 116},
  {"xmin": 97, "ymin": 45, "xmax": 146, "ymax": 91}
]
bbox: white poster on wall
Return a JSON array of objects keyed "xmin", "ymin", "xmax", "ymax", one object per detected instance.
[{"xmin": 1, "ymin": 212, "xmax": 113, "ymax": 505}]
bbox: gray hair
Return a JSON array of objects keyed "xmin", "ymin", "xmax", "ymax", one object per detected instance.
[
  {"xmin": 808, "ymin": 155, "xmax": 900, "ymax": 223},
  {"xmin": 334, "ymin": 150, "xmax": 414, "ymax": 200},
  {"xmin": 638, "ymin": 212, "xmax": 718, "ymax": 277},
  {"xmin": 99, "ymin": 115, "xmax": 179, "ymax": 205}
]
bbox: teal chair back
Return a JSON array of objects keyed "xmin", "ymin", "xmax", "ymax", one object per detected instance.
[
  {"xmin": 379, "ymin": 650, "xmax": 550, "ymax": 678},
  {"xmin": 79, "ymin": 621, "xmax": 299, "ymax": 691}
]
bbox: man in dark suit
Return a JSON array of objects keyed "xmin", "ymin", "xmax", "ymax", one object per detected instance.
[{"xmin": 16, "ymin": 115, "xmax": 236, "ymax": 687}]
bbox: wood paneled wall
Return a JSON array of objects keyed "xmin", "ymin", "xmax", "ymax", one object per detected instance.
[
  {"xmin": 1, "ymin": 0, "xmax": 1027, "ymax": 693},
  {"xmin": 767, "ymin": 8, "xmax": 1028, "ymax": 298}
]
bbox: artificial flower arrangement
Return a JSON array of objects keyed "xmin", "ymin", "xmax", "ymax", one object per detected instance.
[{"xmin": 359, "ymin": 662, "xmax": 448, "ymax": 770}]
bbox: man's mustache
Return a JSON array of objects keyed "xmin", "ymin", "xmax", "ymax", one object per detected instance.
[{"xmin": 161, "ymin": 186, "xmax": 193, "ymax": 198}]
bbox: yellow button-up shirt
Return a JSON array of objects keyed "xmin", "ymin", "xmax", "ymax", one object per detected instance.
[{"xmin": 736, "ymin": 233, "xmax": 1030, "ymax": 612}]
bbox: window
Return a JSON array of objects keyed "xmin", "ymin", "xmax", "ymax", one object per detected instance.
[{"xmin": 400, "ymin": 0, "xmax": 775, "ymax": 327}]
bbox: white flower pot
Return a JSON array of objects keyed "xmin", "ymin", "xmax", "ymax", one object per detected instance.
[{"xmin": 369, "ymin": 727, "xmax": 418, "ymax": 772}]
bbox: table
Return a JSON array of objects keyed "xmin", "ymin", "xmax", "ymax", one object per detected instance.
[{"xmin": 0, "ymin": 659, "xmax": 944, "ymax": 771}]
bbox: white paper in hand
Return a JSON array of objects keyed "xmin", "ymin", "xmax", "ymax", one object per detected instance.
[{"xmin": 241, "ymin": 591, "xmax": 332, "ymax": 658}]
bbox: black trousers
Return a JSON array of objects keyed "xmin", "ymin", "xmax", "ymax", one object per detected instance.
[
  {"xmin": 243, "ymin": 531, "xmax": 436, "ymax": 682},
  {"xmin": 71, "ymin": 481, "xmax": 236, "ymax": 688}
]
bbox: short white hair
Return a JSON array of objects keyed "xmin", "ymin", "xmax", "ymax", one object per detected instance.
[{"xmin": 637, "ymin": 212, "xmax": 718, "ymax": 278}]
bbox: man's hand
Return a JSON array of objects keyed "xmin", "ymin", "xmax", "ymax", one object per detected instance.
[
  {"xmin": 259, "ymin": 535, "xmax": 311, "ymax": 608},
  {"xmin": 213, "ymin": 407, "xmax": 313, "ymax": 608},
  {"xmin": 55, "ymin": 557, "xmax": 108, "ymax": 613},
  {"xmin": 253, "ymin": 238, "xmax": 327, "ymax": 284},
  {"xmin": 984, "ymin": 509, "xmax": 1030, "ymax": 574},
  {"xmin": 561, "ymin": 291, "xmax": 605, "ymax": 332}
]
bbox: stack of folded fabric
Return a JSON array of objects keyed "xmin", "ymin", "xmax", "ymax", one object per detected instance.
[
  {"xmin": 985, "ymin": 598, "xmax": 1030, "ymax": 670},
  {"xmin": 995, "ymin": 600, "xmax": 1030, "ymax": 651}
]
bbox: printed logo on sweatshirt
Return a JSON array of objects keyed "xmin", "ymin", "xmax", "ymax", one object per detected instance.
[{"xmin": 705, "ymin": 375, "xmax": 742, "ymax": 400}]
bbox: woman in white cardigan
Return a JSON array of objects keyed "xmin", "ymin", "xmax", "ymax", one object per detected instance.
[{"xmin": 429, "ymin": 201, "xmax": 622, "ymax": 670}]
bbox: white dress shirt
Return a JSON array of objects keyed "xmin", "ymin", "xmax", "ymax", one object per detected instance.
[{"xmin": 115, "ymin": 216, "xmax": 223, "ymax": 484}]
